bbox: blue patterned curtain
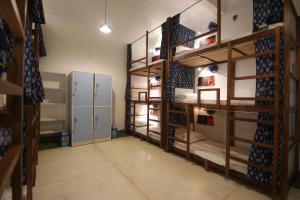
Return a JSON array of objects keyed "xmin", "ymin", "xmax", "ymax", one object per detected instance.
[
  {"xmin": 160, "ymin": 14, "xmax": 195, "ymax": 59},
  {"xmin": 0, "ymin": 128, "xmax": 12, "ymax": 156},
  {"xmin": 165, "ymin": 62, "xmax": 195, "ymax": 102},
  {"xmin": 35, "ymin": 23, "xmax": 46, "ymax": 57},
  {"xmin": 0, "ymin": 19, "xmax": 14, "ymax": 77},
  {"xmin": 32, "ymin": 0, "xmax": 46, "ymax": 25},
  {"xmin": 24, "ymin": 19, "xmax": 45, "ymax": 105},
  {"xmin": 247, "ymin": 0, "xmax": 284, "ymax": 183},
  {"xmin": 125, "ymin": 44, "xmax": 132, "ymax": 131},
  {"xmin": 160, "ymin": 14, "xmax": 180, "ymax": 59}
]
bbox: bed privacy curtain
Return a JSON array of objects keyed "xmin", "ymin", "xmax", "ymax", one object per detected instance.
[
  {"xmin": 125, "ymin": 44, "xmax": 132, "ymax": 131},
  {"xmin": 161, "ymin": 13, "xmax": 196, "ymax": 143},
  {"xmin": 247, "ymin": 0, "xmax": 284, "ymax": 184}
]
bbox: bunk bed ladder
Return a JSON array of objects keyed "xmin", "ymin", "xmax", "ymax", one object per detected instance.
[
  {"xmin": 225, "ymin": 28, "xmax": 281, "ymax": 197},
  {"xmin": 167, "ymin": 104, "xmax": 191, "ymax": 158}
]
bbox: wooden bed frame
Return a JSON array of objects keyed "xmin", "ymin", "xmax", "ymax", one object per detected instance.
[
  {"xmin": 0, "ymin": 0, "xmax": 27, "ymax": 199},
  {"xmin": 0, "ymin": 1, "xmax": 43, "ymax": 199},
  {"xmin": 126, "ymin": 31, "xmax": 166, "ymax": 148},
  {"xmin": 164, "ymin": 0, "xmax": 299, "ymax": 199}
]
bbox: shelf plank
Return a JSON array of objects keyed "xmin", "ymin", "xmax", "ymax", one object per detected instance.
[
  {"xmin": 0, "ymin": 79, "xmax": 22, "ymax": 96},
  {"xmin": 0, "ymin": 144, "xmax": 21, "ymax": 196},
  {"xmin": 0, "ymin": 0, "xmax": 24, "ymax": 39}
]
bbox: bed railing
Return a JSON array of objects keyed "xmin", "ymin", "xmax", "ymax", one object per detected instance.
[{"xmin": 197, "ymin": 88, "xmax": 221, "ymax": 109}]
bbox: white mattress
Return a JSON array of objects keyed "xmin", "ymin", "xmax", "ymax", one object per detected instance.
[
  {"xmin": 174, "ymin": 23, "xmax": 284, "ymax": 60},
  {"xmin": 130, "ymin": 59, "xmax": 165, "ymax": 72},
  {"xmin": 135, "ymin": 126, "xmax": 161, "ymax": 141},
  {"xmin": 174, "ymin": 98, "xmax": 256, "ymax": 106},
  {"xmin": 173, "ymin": 139, "xmax": 249, "ymax": 174}
]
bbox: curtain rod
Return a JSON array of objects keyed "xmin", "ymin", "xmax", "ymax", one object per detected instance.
[{"xmin": 130, "ymin": 0, "xmax": 203, "ymax": 45}]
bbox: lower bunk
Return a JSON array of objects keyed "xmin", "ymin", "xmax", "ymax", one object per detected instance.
[{"xmin": 134, "ymin": 126, "xmax": 162, "ymax": 144}]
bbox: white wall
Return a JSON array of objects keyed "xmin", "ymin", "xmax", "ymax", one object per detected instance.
[{"xmin": 39, "ymin": 13, "xmax": 127, "ymax": 130}]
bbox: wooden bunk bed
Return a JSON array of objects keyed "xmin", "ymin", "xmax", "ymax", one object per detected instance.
[
  {"xmin": 165, "ymin": 0, "xmax": 299, "ymax": 199},
  {"xmin": 0, "ymin": 0, "xmax": 27, "ymax": 199},
  {"xmin": 23, "ymin": 21, "xmax": 42, "ymax": 200},
  {"xmin": 127, "ymin": 31, "xmax": 165, "ymax": 147}
]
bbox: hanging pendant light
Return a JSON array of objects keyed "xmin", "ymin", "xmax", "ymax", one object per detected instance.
[{"xmin": 99, "ymin": 0, "xmax": 112, "ymax": 34}]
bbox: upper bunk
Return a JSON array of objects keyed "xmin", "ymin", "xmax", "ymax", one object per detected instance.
[
  {"xmin": 129, "ymin": 28, "xmax": 166, "ymax": 103},
  {"xmin": 168, "ymin": 0, "xmax": 298, "ymax": 68}
]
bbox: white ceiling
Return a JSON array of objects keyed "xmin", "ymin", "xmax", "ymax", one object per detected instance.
[
  {"xmin": 43, "ymin": 0, "xmax": 299, "ymax": 45},
  {"xmin": 43, "ymin": 0, "xmax": 217, "ymax": 44}
]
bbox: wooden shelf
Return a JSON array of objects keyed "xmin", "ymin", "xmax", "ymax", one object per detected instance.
[
  {"xmin": 0, "ymin": 79, "xmax": 22, "ymax": 96},
  {"xmin": 0, "ymin": 0, "xmax": 24, "ymax": 39},
  {"xmin": 0, "ymin": 144, "xmax": 21, "ymax": 196}
]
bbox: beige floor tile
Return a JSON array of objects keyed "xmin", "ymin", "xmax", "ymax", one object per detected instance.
[{"xmin": 33, "ymin": 136, "xmax": 300, "ymax": 200}]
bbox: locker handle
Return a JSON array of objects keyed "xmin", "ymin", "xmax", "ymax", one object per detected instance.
[
  {"xmin": 95, "ymin": 84, "xmax": 99, "ymax": 97},
  {"xmin": 73, "ymin": 82, "xmax": 77, "ymax": 96}
]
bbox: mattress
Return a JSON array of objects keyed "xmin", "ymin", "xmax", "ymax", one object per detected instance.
[
  {"xmin": 174, "ymin": 130, "xmax": 206, "ymax": 143},
  {"xmin": 174, "ymin": 98, "xmax": 256, "ymax": 106},
  {"xmin": 135, "ymin": 126, "xmax": 161, "ymax": 141},
  {"xmin": 174, "ymin": 22, "xmax": 283, "ymax": 60},
  {"xmin": 130, "ymin": 59, "xmax": 165, "ymax": 72},
  {"xmin": 173, "ymin": 139, "xmax": 250, "ymax": 174}
]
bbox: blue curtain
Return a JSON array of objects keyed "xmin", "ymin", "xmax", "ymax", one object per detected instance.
[
  {"xmin": 0, "ymin": 128, "xmax": 12, "ymax": 156},
  {"xmin": 160, "ymin": 14, "xmax": 180, "ymax": 59},
  {"xmin": 247, "ymin": 0, "xmax": 284, "ymax": 183},
  {"xmin": 165, "ymin": 62, "xmax": 195, "ymax": 102},
  {"xmin": 0, "ymin": 19, "xmax": 14, "ymax": 77},
  {"xmin": 35, "ymin": 23, "xmax": 46, "ymax": 57},
  {"xmin": 125, "ymin": 44, "xmax": 132, "ymax": 131},
  {"xmin": 24, "ymin": 19, "xmax": 45, "ymax": 105},
  {"xmin": 32, "ymin": 0, "xmax": 45, "ymax": 25},
  {"xmin": 160, "ymin": 14, "xmax": 195, "ymax": 59}
]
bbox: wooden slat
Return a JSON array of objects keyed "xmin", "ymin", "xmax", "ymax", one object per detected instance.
[
  {"xmin": 0, "ymin": 144, "xmax": 21, "ymax": 195},
  {"xmin": 231, "ymin": 50, "xmax": 275, "ymax": 62},
  {"xmin": 231, "ymin": 97, "xmax": 274, "ymax": 101},
  {"xmin": 131, "ymin": 57, "xmax": 146, "ymax": 64},
  {"xmin": 230, "ymin": 105, "xmax": 274, "ymax": 113},
  {"xmin": 0, "ymin": 79, "xmax": 22, "ymax": 95},
  {"xmin": 230, "ymin": 136, "xmax": 274, "ymax": 149},
  {"xmin": 229, "ymin": 117, "xmax": 274, "ymax": 126},
  {"xmin": 235, "ymin": 74, "xmax": 275, "ymax": 80},
  {"xmin": 0, "ymin": 0, "xmax": 25, "ymax": 39},
  {"xmin": 229, "ymin": 155, "xmax": 272, "ymax": 172},
  {"xmin": 149, "ymin": 119, "xmax": 160, "ymax": 122}
]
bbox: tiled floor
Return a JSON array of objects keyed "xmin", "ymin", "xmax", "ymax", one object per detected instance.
[{"xmin": 34, "ymin": 136, "xmax": 300, "ymax": 200}]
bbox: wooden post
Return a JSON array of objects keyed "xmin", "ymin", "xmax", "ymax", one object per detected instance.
[
  {"xmin": 281, "ymin": 0, "xmax": 291, "ymax": 198},
  {"xmin": 166, "ymin": 17, "xmax": 171, "ymax": 152},
  {"xmin": 186, "ymin": 105, "xmax": 190, "ymax": 159},
  {"xmin": 271, "ymin": 27, "xmax": 281, "ymax": 199},
  {"xmin": 225, "ymin": 42, "xmax": 232, "ymax": 177},
  {"xmin": 217, "ymin": 0, "xmax": 221, "ymax": 46},
  {"xmin": 146, "ymin": 31, "xmax": 150, "ymax": 140},
  {"xmin": 295, "ymin": 16, "xmax": 300, "ymax": 181}
]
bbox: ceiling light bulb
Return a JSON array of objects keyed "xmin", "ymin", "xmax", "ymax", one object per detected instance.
[{"xmin": 100, "ymin": 24, "xmax": 112, "ymax": 34}]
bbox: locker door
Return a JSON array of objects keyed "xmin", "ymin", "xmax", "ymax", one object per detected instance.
[
  {"xmin": 94, "ymin": 107, "xmax": 111, "ymax": 141},
  {"xmin": 72, "ymin": 107, "xmax": 93, "ymax": 145},
  {"xmin": 94, "ymin": 74, "xmax": 112, "ymax": 107},
  {"xmin": 72, "ymin": 72, "xmax": 94, "ymax": 107}
]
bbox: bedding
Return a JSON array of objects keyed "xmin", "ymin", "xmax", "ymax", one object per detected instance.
[{"xmin": 173, "ymin": 139, "xmax": 250, "ymax": 174}]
